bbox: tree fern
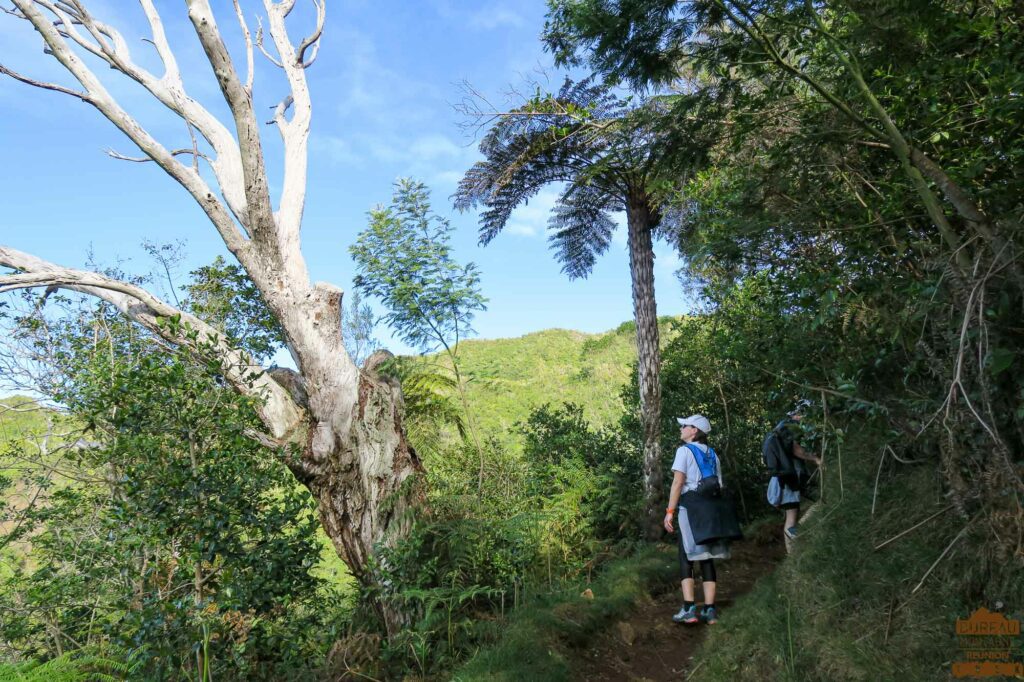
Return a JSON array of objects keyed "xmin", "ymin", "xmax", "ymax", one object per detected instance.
[
  {"xmin": 456, "ymin": 77, "xmax": 701, "ymax": 537},
  {"xmin": 378, "ymin": 356, "xmax": 465, "ymax": 456},
  {"xmin": 0, "ymin": 647, "xmax": 139, "ymax": 682}
]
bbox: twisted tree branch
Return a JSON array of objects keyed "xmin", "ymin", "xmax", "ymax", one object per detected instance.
[
  {"xmin": 0, "ymin": 246, "xmax": 304, "ymax": 441},
  {"xmin": 7, "ymin": 0, "xmax": 252, "ymax": 254}
]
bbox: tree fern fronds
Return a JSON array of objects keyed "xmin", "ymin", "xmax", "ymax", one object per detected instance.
[
  {"xmin": 548, "ymin": 183, "xmax": 617, "ymax": 280},
  {"xmin": 376, "ymin": 358, "xmax": 467, "ymax": 456},
  {"xmin": 0, "ymin": 646, "xmax": 140, "ymax": 682}
]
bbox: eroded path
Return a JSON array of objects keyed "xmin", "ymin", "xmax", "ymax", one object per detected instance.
[{"xmin": 568, "ymin": 526, "xmax": 785, "ymax": 681}]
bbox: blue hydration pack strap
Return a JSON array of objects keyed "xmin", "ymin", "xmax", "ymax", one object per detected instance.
[{"xmin": 685, "ymin": 443, "xmax": 718, "ymax": 480}]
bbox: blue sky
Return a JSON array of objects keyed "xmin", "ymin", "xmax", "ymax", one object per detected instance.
[{"xmin": 0, "ymin": 0, "xmax": 693, "ymax": 362}]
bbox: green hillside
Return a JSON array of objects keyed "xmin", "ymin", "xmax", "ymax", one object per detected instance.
[
  {"xmin": 1, "ymin": 397, "xmax": 64, "ymax": 578},
  {"xmin": 0, "ymin": 396, "xmax": 53, "ymax": 446},
  {"xmin": 2, "ymin": 317, "xmax": 662, "ymax": 455},
  {"xmin": 0, "ymin": 396, "xmax": 65, "ymax": 482},
  {"xmin": 416, "ymin": 319, "xmax": 678, "ymax": 445}
]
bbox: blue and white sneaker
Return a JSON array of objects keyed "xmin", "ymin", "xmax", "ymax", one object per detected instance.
[
  {"xmin": 701, "ymin": 605, "xmax": 719, "ymax": 624},
  {"xmin": 784, "ymin": 525, "xmax": 799, "ymax": 541},
  {"xmin": 672, "ymin": 604, "xmax": 700, "ymax": 624}
]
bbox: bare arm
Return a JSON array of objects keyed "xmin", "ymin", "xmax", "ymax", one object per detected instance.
[
  {"xmin": 793, "ymin": 441, "xmax": 821, "ymax": 464},
  {"xmin": 663, "ymin": 470, "xmax": 686, "ymax": 533}
]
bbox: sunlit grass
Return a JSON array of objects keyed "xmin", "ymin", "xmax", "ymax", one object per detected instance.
[
  {"xmin": 688, "ymin": 434, "xmax": 1018, "ymax": 681},
  {"xmin": 411, "ymin": 319, "xmax": 682, "ymax": 449}
]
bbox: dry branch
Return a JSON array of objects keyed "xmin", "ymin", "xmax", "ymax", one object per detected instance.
[
  {"xmin": 874, "ymin": 505, "xmax": 955, "ymax": 551},
  {"xmin": 106, "ymin": 147, "xmax": 213, "ymax": 165},
  {"xmin": 231, "ymin": 0, "xmax": 255, "ymax": 93},
  {"xmin": 0, "ymin": 246, "xmax": 303, "ymax": 441},
  {"xmin": 7, "ymin": 0, "xmax": 252, "ymax": 254},
  {"xmin": 0, "ymin": 63, "xmax": 89, "ymax": 100},
  {"xmin": 295, "ymin": 0, "xmax": 325, "ymax": 67},
  {"xmin": 910, "ymin": 517, "xmax": 973, "ymax": 594}
]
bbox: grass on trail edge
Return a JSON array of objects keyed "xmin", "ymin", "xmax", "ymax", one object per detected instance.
[
  {"xmin": 450, "ymin": 544, "xmax": 677, "ymax": 682},
  {"xmin": 686, "ymin": 436, "xmax": 1024, "ymax": 682}
]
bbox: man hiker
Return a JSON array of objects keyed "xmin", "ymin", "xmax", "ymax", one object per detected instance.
[{"xmin": 763, "ymin": 400, "xmax": 821, "ymax": 553}]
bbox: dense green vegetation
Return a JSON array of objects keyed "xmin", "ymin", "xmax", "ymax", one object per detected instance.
[
  {"xmin": 0, "ymin": 397, "xmax": 70, "ymax": 583},
  {"xmin": 428, "ymin": 321, "xmax": 671, "ymax": 443},
  {"xmin": 0, "ymin": 396, "xmax": 53, "ymax": 482},
  {"xmin": 0, "ymin": 282, "xmax": 351, "ymax": 679},
  {"xmin": 0, "ymin": 313, "xmax": 667, "ymax": 679},
  {"xmin": 450, "ymin": 545, "xmax": 677, "ymax": 681},
  {"xmin": 3, "ymin": 0, "xmax": 1023, "ymax": 679},
  {"xmin": 692, "ymin": 447, "xmax": 977, "ymax": 681},
  {"xmin": 539, "ymin": 0, "xmax": 1024, "ymax": 678},
  {"xmin": 0, "ymin": 397, "xmax": 51, "ymax": 443}
]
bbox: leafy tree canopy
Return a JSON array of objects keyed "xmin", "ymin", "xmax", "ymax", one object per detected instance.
[{"xmin": 350, "ymin": 179, "xmax": 487, "ymax": 355}]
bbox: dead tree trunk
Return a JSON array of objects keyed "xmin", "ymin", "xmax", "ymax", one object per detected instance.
[
  {"xmin": 298, "ymin": 366, "xmax": 423, "ymax": 635},
  {"xmin": 265, "ymin": 283, "xmax": 425, "ymax": 635},
  {"xmin": 0, "ymin": 0, "xmax": 420, "ymax": 632}
]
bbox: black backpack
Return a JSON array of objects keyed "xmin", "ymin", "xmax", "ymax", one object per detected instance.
[{"xmin": 762, "ymin": 422, "xmax": 805, "ymax": 490}]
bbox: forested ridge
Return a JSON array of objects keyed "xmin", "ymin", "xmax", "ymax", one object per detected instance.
[{"xmin": 2, "ymin": 0, "xmax": 1022, "ymax": 680}]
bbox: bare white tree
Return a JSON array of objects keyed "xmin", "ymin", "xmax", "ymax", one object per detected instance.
[{"xmin": 0, "ymin": 0, "xmax": 420, "ymax": 632}]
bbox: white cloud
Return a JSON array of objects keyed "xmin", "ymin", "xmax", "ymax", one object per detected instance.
[
  {"xmin": 324, "ymin": 28, "xmax": 442, "ymax": 129},
  {"xmin": 431, "ymin": 169, "xmax": 466, "ymax": 187},
  {"xmin": 430, "ymin": 1, "xmax": 526, "ymax": 30},
  {"xmin": 371, "ymin": 132, "xmax": 472, "ymax": 167},
  {"xmin": 408, "ymin": 134, "xmax": 464, "ymax": 162},
  {"xmin": 361, "ymin": 136, "xmax": 407, "ymax": 164},
  {"xmin": 655, "ymin": 246, "xmax": 681, "ymax": 277},
  {"xmin": 311, "ymin": 26, "xmax": 482, "ymax": 182},
  {"xmin": 611, "ymin": 212, "xmax": 628, "ymax": 248},
  {"xmin": 468, "ymin": 6, "xmax": 526, "ymax": 30},
  {"xmin": 502, "ymin": 187, "xmax": 560, "ymax": 238},
  {"xmin": 315, "ymin": 135, "xmax": 361, "ymax": 165},
  {"xmin": 506, "ymin": 221, "xmax": 539, "ymax": 237},
  {"xmin": 315, "ymin": 131, "xmax": 459, "ymax": 168}
]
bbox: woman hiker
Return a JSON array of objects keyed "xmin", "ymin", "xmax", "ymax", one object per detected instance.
[{"xmin": 663, "ymin": 414, "xmax": 741, "ymax": 625}]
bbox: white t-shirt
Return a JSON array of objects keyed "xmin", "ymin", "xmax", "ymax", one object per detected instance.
[{"xmin": 671, "ymin": 442, "xmax": 723, "ymax": 494}]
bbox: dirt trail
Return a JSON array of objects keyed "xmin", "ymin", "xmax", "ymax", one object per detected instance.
[{"xmin": 568, "ymin": 527, "xmax": 785, "ymax": 681}]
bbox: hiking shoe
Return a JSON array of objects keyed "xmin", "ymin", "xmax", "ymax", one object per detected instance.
[
  {"xmin": 672, "ymin": 604, "xmax": 700, "ymax": 624},
  {"xmin": 701, "ymin": 606, "xmax": 719, "ymax": 625},
  {"xmin": 784, "ymin": 525, "xmax": 799, "ymax": 541}
]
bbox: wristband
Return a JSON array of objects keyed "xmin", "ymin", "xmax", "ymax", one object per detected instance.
[{"xmin": 665, "ymin": 508, "xmax": 674, "ymax": 515}]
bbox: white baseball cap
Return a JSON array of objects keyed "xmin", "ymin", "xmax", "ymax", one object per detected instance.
[{"xmin": 676, "ymin": 414, "xmax": 711, "ymax": 434}]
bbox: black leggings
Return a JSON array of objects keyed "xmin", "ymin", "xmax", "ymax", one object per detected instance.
[{"xmin": 681, "ymin": 557, "xmax": 717, "ymax": 582}]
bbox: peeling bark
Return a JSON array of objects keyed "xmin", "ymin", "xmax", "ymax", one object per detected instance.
[
  {"xmin": 300, "ymin": 371, "xmax": 423, "ymax": 635},
  {"xmin": 0, "ymin": 1, "xmax": 420, "ymax": 632}
]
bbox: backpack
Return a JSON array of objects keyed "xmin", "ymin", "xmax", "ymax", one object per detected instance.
[
  {"xmin": 678, "ymin": 445, "xmax": 742, "ymax": 544},
  {"xmin": 762, "ymin": 422, "xmax": 805, "ymax": 490},
  {"xmin": 685, "ymin": 443, "xmax": 721, "ymax": 497}
]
